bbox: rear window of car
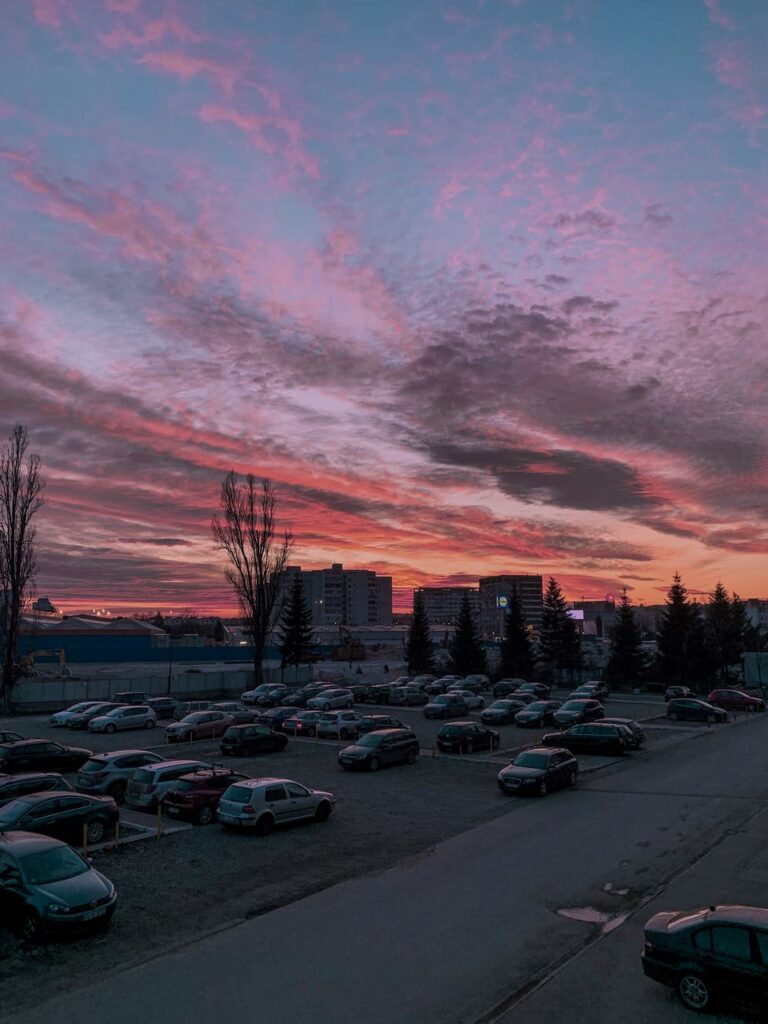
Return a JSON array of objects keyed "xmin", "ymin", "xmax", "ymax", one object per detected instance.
[
  {"xmin": 440, "ymin": 726, "xmax": 465, "ymax": 736},
  {"xmin": 561, "ymin": 701, "xmax": 586, "ymax": 710},
  {"xmin": 319, "ymin": 714, "xmax": 335, "ymax": 721},
  {"xmin": 222, "ymin": 785, "xmax": 251, "ymax": 803},
  {"xmin": 80, "ymin": 759, "xmax": 108, "ymax": 773},
  {"xmin": 132, "ymin": 769, "xmax": 154, "ymax": 784}
]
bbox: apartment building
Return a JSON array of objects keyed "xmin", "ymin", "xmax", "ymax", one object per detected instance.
[
  {"xmin": 478, "ymin": 574, "xmax": 543, "ymax": 639},
  {"xmin": 280, "ymin": 564, "xmax": 393, "ymax": 627},
  {"xmin": 414, "ymin": 587, "xmax": 479, "ymax": 625}
]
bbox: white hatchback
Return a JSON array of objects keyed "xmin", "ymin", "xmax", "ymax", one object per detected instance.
[
  {"xmin": 217, "ymin": 778, "xmax": 335, "ymax": 835},
  {"xmin": 88, "ymin": 705, "xmax": 157, "ymax": 733}
]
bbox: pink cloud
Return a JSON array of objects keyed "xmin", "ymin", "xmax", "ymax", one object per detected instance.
[
  {"xmin": 198, "ymin": 102, "xmax": 320, "ymax": 180},
  {"xmin": 704, "ymin": 0, "xmax": 734, "ymax": 31},
  {"xmin": 138, "ymin": 51, "xmax": 241, "ymax": 95},
  {"xmin": 31, "ymin": 0, "xmax": 66, "ymax": 28},
  {"xmin": 99, "ymin": 13, "xmax": 202, "ymax": 50}
]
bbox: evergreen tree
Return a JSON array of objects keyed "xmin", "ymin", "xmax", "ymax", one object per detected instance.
[
  {"xmin": 406, "ymin": 591, "xmax": 435, "ymax": 674},
  {"xmin": 538, "ymin": 577, "xmax": 582, "ymax": 683},
  {"xmin": 655, "ymin": 573, "xmax": 695, "ymax": 687},
  {"xmin": 449, "ymin": 590, "xmax": 487, "ymax": 675},
  {"xmin": 705, "ymin": 583, "xmax": 743, "ymax": 684},
  {"xmin": 213, "ymin": 618, "xmax": 227, "ymax": 644},
  {"xmin": 150, "ymin": 610, "xmax": 166, "ymax": 632},
  {"xmin": 687, "ymin": 601, "xmax": 716, "ymax": 690},
  {"xmin": 605, "ymin": 591, "xmax": 646, "ymax": 690},
  {"xmin": 278, "ymin": 575, "xmax": 314, "ymax": 669},
  {"xmin": 499, "ymin": 588, "xmax": 534, "ymax": 679}
]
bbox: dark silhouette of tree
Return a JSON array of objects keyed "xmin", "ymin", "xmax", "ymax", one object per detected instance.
[
  {"xmin": 213, "ymin": 619, "xmax": 227, "ymax": 644},
  {"xmin": 449, "ymin": 590, "xmax": 486, "ymax": 675},
  {"xmin": 538, "ymin": 577, "xmax": 582, "ymax": 683},
  {"xmin": 655, "ymin": 573, "xmax": 696, "ymax": 687},
  {"xmin": 278, "ymin": 575, "xmax": 314, "ymax": 670},
  {"xmin": 407, "ymin": 590, "xmax": 435, "ymax": 674},
  {"xmin": 212, "ymin": 474, "xmax": 292, "ymax": 684},
  {"xmin": 605, "ymin": 591, "xmax": 646, "ymax": 690},
  {"xmin": 499, "ymin": 588, "xmax": 534, "ymax": 679},
  {"xmin": 705, "ymin": 582, "xmax": 745, "ymax": 684},
  {"xmin": 0, "ymin": 425, "xmax": 45, "ymax": 714}
]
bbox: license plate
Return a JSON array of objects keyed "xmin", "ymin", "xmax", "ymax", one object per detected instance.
[{"xmin": 81, "ymin": 907, "xmax": 106, "ymax": 921}]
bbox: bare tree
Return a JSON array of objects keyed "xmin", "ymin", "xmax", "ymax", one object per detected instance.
[
  {"xmin": 211, "ymin": 473, "xmax": 292, "ymax": 684},
  {"xmin": 0, "ymin": 425, "xmax": 45, "ymax": 713}
]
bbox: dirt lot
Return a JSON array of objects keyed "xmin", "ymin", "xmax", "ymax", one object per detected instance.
[{"xmin": 0, "ymin": 741, "xmax": 516, "ymax": 1012}]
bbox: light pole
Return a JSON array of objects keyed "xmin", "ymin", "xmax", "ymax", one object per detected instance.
[{"xmin": 166, "ymin": 635, "xmax": 174, "ymax": 695}]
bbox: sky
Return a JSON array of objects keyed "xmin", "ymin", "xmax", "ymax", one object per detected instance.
[{"xmin": 1, "ymin": 0, "xmax": 767, "ymax": 615}]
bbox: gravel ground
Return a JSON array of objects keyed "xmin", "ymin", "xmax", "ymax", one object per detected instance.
[{"xmin": 0, "ymin": 741, "xmax": 515, "ymax": 1013}]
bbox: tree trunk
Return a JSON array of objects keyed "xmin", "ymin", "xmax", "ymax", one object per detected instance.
[{"xmin": 252, "ymin": 632, "xmax": 265, "ymax": 685}]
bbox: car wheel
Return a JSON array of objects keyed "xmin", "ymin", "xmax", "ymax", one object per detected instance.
[
  {"xmin": 105, "ymin": 724, "xmax": 116, "ymax": 734},
  {"xmin": 748, "ymin": 704, "xmax": 757, "ymax": 713},
  {"xmin": 86, "ymin": 818, "xmax": 106, "ymax": 844},
  {"xmin": 569, "ymin": 769, "xmax": 578, "ymax": 787},
  {"xmin": 537, "ymin": 780, "xmax": 548, "ymax": 797},
  {"xmin": 464, "ymin": 740, "xmax": 474, "ymax": 755},
  {"xmin": 17, "ymin": 911, "xmax": 42, "ymax": 943},
  {"xmin": 669, "ymin": 711, "xmax": 679, "ymax": 721},
  {"xmin": 195, "ymin": 805, "xmax": 214, "ymax": 826},
  {"xmin": 108, "ymin": 781, "xmax": 127, "ymax": 804},
  {"xmin": 677, "ymin": 973, "xmax": 711, "ymax": 1012},
  {"xmin": 254, "ymin": 814, "xmax": 274, "ymax": 837},
  {"xmin": 369, "ymin": 757, "xmax": 380, "ymax": 772},
  {"xmin": 314, "ymin": 801, "xmax": 331, "ymax": 822},
  {"xmin": 145, "ymin": 719, "xmax": 155, "ymax": 729},
  {"xmin": 407, "ymin": 748, "xmax": 417, "ymax": 765}
]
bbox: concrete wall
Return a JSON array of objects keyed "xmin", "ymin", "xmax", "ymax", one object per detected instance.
[{"xmin": 18, "ymin": 633, "xmax": 280, "ymax": 665}]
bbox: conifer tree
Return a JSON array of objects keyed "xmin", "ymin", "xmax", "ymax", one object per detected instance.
[
  {"xmin": 538, "ymin": 577, "xmax": 582, "ymax": 683},
  {"xmin": 605, "ymin": 591, "xmax": 646, "ymax": 690},
  {"xmin": 278, "ymin": 575, "xmax": 314, "ymax": 669},
  {"xmin": 655, "ymin": 573, "xmax": 695, "ymax": 687},
  {"xmin": 449, "ymin": 590, "xmax": 487, "ymax": 675},
  {"xmin": 499, "ymin": 588, "xmax": 534, "ymax": 679},
  {"xmin": 213, "ymin": 618, "xmax": 227, "ymax": 644},
  {"xmin": 406, "ymin": 591, "xmax": 435, "ymax": 674}
]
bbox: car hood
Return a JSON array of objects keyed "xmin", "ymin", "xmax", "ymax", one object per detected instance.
[
  {"xmin": 554, "ymin": 711, "xmax": 580, "ymax": 723},
  {"xmin": 516, "ymin": 710, "xmax": 543, "ymax": 720},
  {"xmin": 498, "ymin": 765, "xmax": 544, "ymax": 781},
  {"xmin": 35, "ymin": 868, "xmax": 113, "ymax": 906},
  {"xmin": 339, "ymin": 744, "xmax": 370, "ymax": 757},
  {"xmin": 311, "ymin": 788, "xmax": 335, "ymax": 803}
]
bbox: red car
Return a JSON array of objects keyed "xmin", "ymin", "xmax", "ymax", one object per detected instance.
[
  {"xmin": 163, "ymin": 768, "xmax": 249, "ymax": 825},
  {"xmin": 707, "ymin": 688, "xmax": 765, "ymax": 713}
]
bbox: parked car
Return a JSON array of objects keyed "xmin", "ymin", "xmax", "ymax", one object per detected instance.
[
  {"xmin": 355, "ymin": 714, "xmax": 405, "ymax": 735},
  {"xmin": 707, "ymin": 688, "xmax": 766, "ymax": 713},
  {"xmin": 163, "ymin": 768, "xmax": 250, "ymax": 825},
  {"xmin": 447, "ymin": 678, "xmax": 484, "ymax": 695},
  {"xmin": 165, "ymin": 711, "xmax": 234, "ymax": 743},
  {"xmin": 316, "ymin": 711, "xmax": 362, "ymax": 740},
  {"xmin": 220, "ymin": 724, "xmax": 288, "ymax": 757},
  {"xmin": 49, "ymin": 702, "xmax": 102, "ymax": 728},
  {"xmin": 75, "ymin": 750, "xmax": 165, "ymax": 803},
  {"xmin": 667, "ymin": 698, "xmax": 728, "ymax": 723},
  {"xmin": 88, "ymin": 705, "xmax": 157, "ymax": 734},
  {"xmin": 448, "ymin": 690, "xmax": 485, "ymax": 710},
  {"xmin": 388, "ymin": 685, "xmax": 428, "ymax": 706},
  {"xmin": 144, "ymin": 697, "xmax": 178, "ymax": 720},
  {"xmin": 0, "ymin": 740, "xmax": 92, "ymax": 774},
  {"xmin": 481, "ymin": 699, "xmax": 529, "ymax": 725},
  {"xmin": 0, "ymin": 731, "xmax": 23, "ymax": 744},
  {"xmin": 217, "ymin": 778, "xmax": 335, "ymax": 833},
  {"xmin": 172, "ymin": 700, "xmax": 211, "ymax": 721},
  {"xmin": 254, "ymin": 706, "xmax": 299, "ymax": 732},
  {"xmin": 66, "ymin": 703, "xmax": 124, "ymax": 730},
  {"xmin": 0, "ymin": 831, "xmax": 117, "ymax": 940},
  {"xmin": 514, "ymin": 682, "xmax": 552, "ymax": 699},
  {"xmin": 542, "ymin": 722, "xmax": 632, "ymax": 756},
  {"xmin": 125, "ymin": 759, "xmax": 210, "ymax": 809},
  {"xmin": 568, "ymin": 682, "xmax": 609, "ymax": 702},
  {"xmin": 209, "ymin": 702, "xmax": 257, "ymax": 724},
  {"xmin": 423, "ymin": 679, "xmax": 449, "ymax": 696},
  {"xmin": 514, "ymin": 700, "xmax": 563, "ymax": 728},
  {"xmin": 0, "ymin": 792, "xmax": 118, "ymax": 846},
  {"xmin": 436, "ymin": 722, "xmax": 499, "ymax": 754},
  {"xmin": 463, "ymin": 674, "xmax": 491, "ymax": 691},
  {"xmin": 664, "ymin": 685, "xmax": 694, "ymax": 702},
  {"xmin": 253, "ymin": 685, "xmax": 290, "ymax": 708},
  {"xmin": 363, "ymin": 683, "xmax": 393, "ymax": 704},
  {"xmin": 282, "ymin": 712, "xmax": 324, "ymax": 737},
  {"xmin": 493, "ymin": 678, "xmax": 529, "ymax": 699},
  {"xmin": 602, "ymin": 717, "xmax": 646, "ymax": 749},
  {"xmin": 110, "ymin": 691, "xmax": 147, "ymax": 705},
  {"xmin": 424, "ymin": 694, "xmax": 469, "ymax": 719},
  {"xmin": 306, "ymin": 688, "xmax": 354, "ymax": 711},
  {"xmin": 509, "ymin": 691, "xmax": 538, "ymax": 705},
  {"xmin": 552, "ymin": 699, "xmax": 604, "ymax": 727},
  {"xmin": 642, "ymin": 904, "xmax": 768, "ymax": 1013},
  {"xmin": 282, "ymin": 684, "xmax": 335, "ymax": 708},
  {"xmin": 0, "ymin": 774, "xmax": 72, "ymax": 809},
  {"xmin": 497, "ymin": 747, "xmax": 578, "ymax": 797},
  {"xmin": 338, "ymin": 729, "xmax": 420, "ymax": 771},
  {"xmin": 241, "ymin": 684, "xmax": 288, "ymax": 707}
]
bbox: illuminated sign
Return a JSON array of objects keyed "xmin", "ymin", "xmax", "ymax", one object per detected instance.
[{"xmin": 496, "ymin": 594, "xmax": 510, "ymax": 608}]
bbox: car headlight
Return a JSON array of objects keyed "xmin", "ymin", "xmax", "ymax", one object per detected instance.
[{"xmin": 48, "ymin": 903, "xmax": 70, "ymax": 914}]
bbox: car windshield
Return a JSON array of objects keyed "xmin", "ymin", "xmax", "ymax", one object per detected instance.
[
  {"xmin": 223, "ymin": 728, "xmax": 240, "ymax": 739},
  {"xmin": 513, "ymin": 753, "xmax": 550, "ymax": 769},
  {"xmin": 490, "ymin": 701, "xmax": 512, "ymax": 710},
  {"xmin": 222, "ymin": 786, "xmax": 250, "ymax": 803},
  {"xmin": 182, "ymin": 714, "xmax": 205, "ymax": 723},
  {"xmin": 356, "ymin": 734, "xmax": 384, "ymax": 747},
  {"xmin": 64, "ymin": 703, "xmax": 92, "ymax": 713},
  {"xmin": 298, "ymin": 713, "xmax": 319, "ymax": 721},
  {"xmin": 131, "ymin": 769, "xmax": 155, "ymax": 784},
  {"xmin": 86, "ymin": 705, "xmax": 111, "ymax": 714},
  {"xmin": 0, "ymin": 799, "xmax": 36, "ymax": 825},
  {"xmin": 80, "ymin": 759, "xmax": 108, "ymax": 773},
  {"xmin": 319, "ymin": 714, "xmax": 335, "ymax": 722},
  {"xmin": 20, "ymin": 846, "xmax": 89, "ymax": 885},
  {"xmin": 440, "ymin": 726, "xmax": 465, "ymax": 736},
  {"xmin": 561, "ymin": 701, "xmax": 586, "ymax": 710},
  {"xmin": 433, "ymin": 696, "xmax": 451, "ymax": 704},
  {"xmin": 525, "ymin": 702, "xmax": 548, "ymax": 712},
  {"xmin": 171, "ymin": 780, "xmax": 197, "ymax": 793}
]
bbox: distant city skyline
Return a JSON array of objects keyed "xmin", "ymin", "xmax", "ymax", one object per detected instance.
[{"xmin": 2, "ymin": 1, "xmax": 767, "ymax": 612}]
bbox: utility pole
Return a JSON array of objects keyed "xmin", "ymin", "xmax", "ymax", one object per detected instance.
[{"xmin": 166, "ymin": 637, "xmax": 174, "ymax": 695}]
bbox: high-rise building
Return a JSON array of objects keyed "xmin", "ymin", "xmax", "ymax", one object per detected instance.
[
  {"xmin": 478, "ymin": 575, "xmax": 543, "ymax": 639},
  {"xmin": 279, "ymin": 564, "xmax": 393, "ymax": 627},
  {"xmin": 414, "ymin": 587, "xmax": 479, "ymax": 625}
]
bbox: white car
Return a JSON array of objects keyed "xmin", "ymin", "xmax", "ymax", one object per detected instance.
[
  {"xmin": 217, "ymin": 778, "xmax": 335, "ymax": 834},
  {"xmin": 464, "ymin": 674, "xmax": 490, "ymax": 691},
  {"xmin": 88, "ymin": 705, "xmax": 157, "ymax": 733},
  {"xmin": 49, "ymin": 702, "xmax": 102, "ymax": 727},
  {"xmin": 316, "ymin": 711, "xmax": 362, "ymax": 739},
  {"xmin": 306, "ymin": 688, "xmax": 354, "ymax": 711},
  {"xmin": 449, "ymin": 690, "xmax": 485, "ymax": 711}
]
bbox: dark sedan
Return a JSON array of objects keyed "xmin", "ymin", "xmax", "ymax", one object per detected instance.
[
  {"xmin": 602, "ymin": 717, "xmax": 645, "ymax": 748},
  {"xmin": 65, "ymin": 703, "xmax": 123, "ymax": 730},
  {"xmin": 514, "ymin": 682, "xmax": 552, "ymax": 699},
  {"xmin": 667, "ymin": 698, "xmax": 728, "ymax": 723},
  {"xmin": 144, "ymin": 697, "xmax": 178, "ymax": 720},
  {"xmin": 492, "ymin": 678, "xmax": 529, "ymax": 699},
  {"xmin": 337, "ymin": 729, "xmax": 419, "ymax": 771},
  {"xmin": 514, "ymin": 700, "xmax": 562, "ymax": 727},
  {"xmin": 0, "ymin": 731, "xmax": 24, "ymax": 744},
  {"xmin": 164, "ymin": 769, "xmax": 249, "ymax": 825},
  {"xmin": 254, "ymin": 706, "xmax": 299, "ymax": 732},
  {"xmin": 423, "ymin": 694, "xmax": 469, "ymax": 719},
  {"xmin": 355, "ymin": 714, "xmax": 405, "ymax": 734},
  {"xmin": 481, "ymin": 699, "xmax": 528, "ymax": 725},
  {"xmin": 707, "ymin": 688, "xmax": 766, "ymax": 713},
  {"xmin": 0, "ymin": 792, "xmax": 118, "ymax": 846},
  {"xmin": 664, "ymin": 685, "xmax": 694, "ymax": 702},
  {"xmin": 567, "ymin": 683, "xmax": 609, "ymax": 702},
  {"xmin": 363, "ymin": 684, "xmax": 393, "ymax": 705},
  {"xmin": 219, "ymin": 724, "xmax": 288, "ymax": 757},
  {"xmin": 552, "ymin": 699, "xmax": 604, "ymax": 727},
  {"xmin": 542, "ymin": 722, "xmax": 631, "ymax": 756},
  {"xmin": 282, "ymin": 711, "xmax": 323, "ymax": 737},
  {"xmin": 0, "ymin": 773, "xmax": 72, "ymax": 809},
  {"xmin": 0, "ymin": 740, "xmax": 92, "ymax": 774},
  {"xmin": 282, "ymin": 685, "xmax": 335, "ymax": 708},
  {"xmin": 436, "ymin": 722, "xmax": 499, "ymax": 754},
  {"xmin": 497, "ymin": 747, "xmax": 578, "ymax": 797}
]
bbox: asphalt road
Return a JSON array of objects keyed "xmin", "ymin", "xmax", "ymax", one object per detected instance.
[{"xmin": 5, "ymin": 706, "xmax": 766, "ymax": 1024}]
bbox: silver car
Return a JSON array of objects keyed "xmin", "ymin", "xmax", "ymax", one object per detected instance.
[
  {"xmin": 209, "ymin": 702, "xmax": 257, "ymax": 724},
  {"xmin": 88, "ymin": 705, "xmax": 157, "ymax": 733},
  {"xmin": 448, "ymin": 690, "xmax": 485, "ymax": 711},
  {"xmin": 66, "ymin": 703, "xmax": 125, "ymax": 730},
  {"xmin": 49, "ymin": 702, "xmax": 102, "ymax": 728},
  {"xmin": 316, "ymin": 711, "xmax": 361, "ymax": 739},
  {"xmin": 125, "ymin": 759, "xmax": 210, "ymax": 809},
  {"xmin": 76, "ymin": 750, "xmax": 165, "ymax": 803},
  {"xmin": 217, "ymin": 777, "xmax": 335, "ymax": 834},
  {"xmin": 306, "ymin": 688, "xmax": 354, "ymax": 711}
]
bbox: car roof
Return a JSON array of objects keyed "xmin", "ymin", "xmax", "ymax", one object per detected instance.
[
  {"xmin": 1, "ymin": 790, "xmax": 91, "ymax": 805},
  {"xmin": 0, "ymin": 772, "xmax": 64, "ymax": 784},
  {"xmin": 519, "ymin": 745, "xmax": 560, "ymax": 756},
  {"xmin": 144, "ymin": 759, "xmax": 207, "ymax": 770},
  {"xmin": 601, "ymin": 717, "xmax": 635, "ymax": 725},
  {"xmin": 706, "ymin": 905, "xmax": 768, "ymax": 926},
  {"xmin": 363, "ymin": 728, "xmax": 412, "ymax": 737},
  {"xmin": 90, "ymin": 749, "xmax": 162, "ymax": 761},
  {"xmin": 0, "ymin": 830, "xmax": 69, "ymax": 854},
  {"xmin": 229, "ymin": 777, "xmax": 294, "ymax": 788},
  {"xmin": 2, "ymin": 739, "xmax": 52, "ymax": 749}
]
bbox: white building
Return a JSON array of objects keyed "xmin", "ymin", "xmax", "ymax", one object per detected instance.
[{"xmin": 280, "ymin": 564, "xmax": 393, "ymax": 628}]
